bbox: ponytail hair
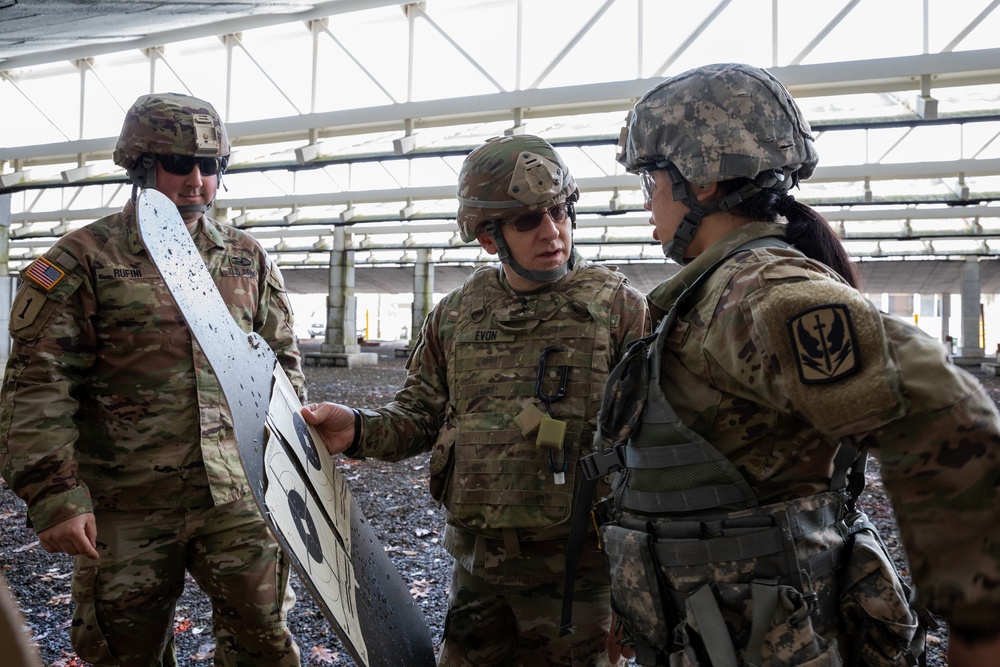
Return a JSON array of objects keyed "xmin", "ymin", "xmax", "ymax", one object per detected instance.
[{"xmin": 722, "ymin": 179, "xmax": 861, "ymax": 289}]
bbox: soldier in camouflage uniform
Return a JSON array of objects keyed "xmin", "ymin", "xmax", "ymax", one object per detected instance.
[
  {"xmin": 0, "ymin": 93, "xmax": 304, "ymax": 667},
  {"xmin": 302, "ymin": 135, "xmax": 649, "ymax": 666},
  {"xmin": 594, "ymin": 62, "xmax": 1000, "ymax": 666}
]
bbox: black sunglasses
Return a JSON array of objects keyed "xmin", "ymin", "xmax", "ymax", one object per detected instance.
[
  {"xmin": 501, "ymin": 203, "xmax": 570, "ymax": 233},
  {"xmin": 156, "ymin": 154, "xmax": 227, "ymax": 177}
]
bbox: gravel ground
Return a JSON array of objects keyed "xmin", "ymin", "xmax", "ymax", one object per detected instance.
[{"xmin": 2, "ymin": 339, "xmax": 999, "ymax": 666}]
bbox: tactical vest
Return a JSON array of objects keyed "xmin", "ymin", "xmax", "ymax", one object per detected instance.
[
  {"xmin": 567, "ymin": 240, "xmax": 929, "ymax": 666},
  {"xmin": 435, "ymin": 263, "xmax": 624, "ymax": 540}
]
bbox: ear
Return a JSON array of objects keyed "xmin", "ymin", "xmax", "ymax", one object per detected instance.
[
  {"xmin": 693, "ymin": 181, "xmax": 719, "ymax": 203},
  {"xmin": 477, "ymin": 227, "xmax": 499, "ymax": 256}
]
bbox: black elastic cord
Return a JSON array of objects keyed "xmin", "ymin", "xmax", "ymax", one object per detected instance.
[{"xmin": 345, "ymin": 408, "xmax": 363, "ymax": 456}]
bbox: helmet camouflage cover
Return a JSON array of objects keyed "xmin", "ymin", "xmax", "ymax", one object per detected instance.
[
  {"xmin": 618, "ymin": 63, "xmax": 818, "ymax": 187},
  {"xmin": 456, "ymin": 135, "xmax": 578, "ymax": 243},
  {"xmin": 113, "ymin": 93, "xmax": 230, "ymax": 175}
]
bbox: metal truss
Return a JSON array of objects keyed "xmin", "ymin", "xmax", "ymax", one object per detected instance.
[{"xmin": 2, "ymin": 0, "xmax": 1000, "ymax": 275}]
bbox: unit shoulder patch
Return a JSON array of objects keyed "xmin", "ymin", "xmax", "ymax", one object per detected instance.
[
  {"xmin": 786, "ymin": 303, "xmax": 860, "ymax": 384},
  {"xmin": 10, "ymin": 286, "xmax": 46, "ymax": 331}
]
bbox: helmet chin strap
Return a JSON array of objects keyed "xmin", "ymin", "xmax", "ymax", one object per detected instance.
[
  {"xmin": 663, "ymin": 165, "xmax": 706, "ymax": 264},
  {"xmin": 484, "ymin": 219, "xmax": 576, "ymax": 285},
  {"xmin": 662, "ymin": 164, "xmax": 787, "ymax": 263},
  {"xmin": 179, "ymin": 172, "xmax": 224, "ymax": 216}
]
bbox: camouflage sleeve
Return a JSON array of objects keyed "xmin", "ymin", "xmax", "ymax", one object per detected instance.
[
  {"xmin": 354, "ymin": 298, "xmax": 452, "ymax": 462},
  {"xmin": 611, "ymin": 281, "xmax": 650, "ymax": 361},
  {"xmin": 0, "ymin": 253, "xmax": 97, "ymax": 532},
  {"xmin": 709, "ymin": 258, "xmax": 1000, "ymax": 635},
  {"xmin": 256, "ymin": 254, "xmax": 307, "ymax": 403},
  {"xmin": 865, "ymin": 315, "xmax": 1000, "ymax": 637}
]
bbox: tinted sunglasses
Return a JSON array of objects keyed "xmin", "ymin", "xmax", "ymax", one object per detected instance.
[
  {"xmin": 156, "ymin": 154, "xmax": 227, "ymax": 176},
  {"xmin": 501, "ymin": 203, "xmax": 570, "ymax": 233}
]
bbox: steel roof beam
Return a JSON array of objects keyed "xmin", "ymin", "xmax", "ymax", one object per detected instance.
[
  {"xmin": 4, "ymin": 49, "xmax": 999, "ymax": 167},
  {"xmin": 0, "ymin": 0, "xmax": 405, "ymax": 70}
]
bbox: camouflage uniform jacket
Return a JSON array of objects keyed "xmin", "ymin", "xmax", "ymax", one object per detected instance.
[
  {"xmin": 355, "ymin": 259, "xmax": 648, "ymax": 581},
  {"xmin": 0, "ymin": 202, "xmax": 305, "ymax": 533},
  {"xmin": 646, "ymin": 220, "xmax": 1000, "ymax": 637}
]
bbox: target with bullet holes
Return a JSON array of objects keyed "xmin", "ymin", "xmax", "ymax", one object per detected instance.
[{"xmin": 136, "ymin": 188, "xmax": 435, "ymax": 667}]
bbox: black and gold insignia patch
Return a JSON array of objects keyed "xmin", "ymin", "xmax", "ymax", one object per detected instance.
[
  {"xmin": 225, "ymin": 255, "xmax": 258, "ymax": 278},
  {"xmin": 787, "ymin": 304, "xmax": 860, "ymax": 385}
]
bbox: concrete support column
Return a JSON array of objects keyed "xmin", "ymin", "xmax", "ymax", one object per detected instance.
[
  {"xmin": 323, "ymin": 226, "xmax": 359, "ymax": 355},
  {"xmin": 0, "ymin": 194, "xmax": 12, "ymax": 366},
  {"xmin": 940, "ymin": 292, "xmax": 951, "ymax": 352},
  {"xmin": 960, "ymin": 259, "xmax": 983, "ymax": 359},
  {"xmin": 411, "ymin": 248, "xmax": 434, "ymax": 343}
]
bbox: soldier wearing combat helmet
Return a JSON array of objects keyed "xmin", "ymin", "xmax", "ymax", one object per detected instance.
[
  {"xmin": 303, "ymin": 134, "xmax": 649, "ymax": 666},
  {"xmin": 587, "ymin": 62, "xmax": 1000, "ymax": 666},
  {"xmin": 0, "ymin": 93, "xmax": 304, "ymax": 666},
  {"xmin": 456, "ymin": 134, "xmax": 580, "ymax": 286},
  {"xmin": 113, "ymin": 93, "xmax": 230, "ymax": 223}
]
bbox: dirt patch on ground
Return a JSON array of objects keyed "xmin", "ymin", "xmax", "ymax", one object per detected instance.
[{"xmin": 3, "ymin": 340, "xmax": 998, "ymax": 665}]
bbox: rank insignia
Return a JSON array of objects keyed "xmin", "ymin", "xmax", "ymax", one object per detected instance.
[
  {"xmin": 787, "ymin": 304, "xmax": 860, "ymax": 385},
  {"xmin": 24, "ymin": 256, "xmax": 65, "ymax": 291}
]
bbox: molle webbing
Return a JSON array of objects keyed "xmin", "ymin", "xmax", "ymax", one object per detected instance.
[
  {"xmin": 563, "ymin": 238, "xmax": 793, "ymax": 636},
  {"xmin": 443, "ymin": 264, "xmax": 622, "ymax": 535},
  {"xmin": 622, "ymin": 498, "xmax": 844, "ymax": 580},
  {"xmin": 617, "ymin": 241, "xmax": 795, "ymax": 516},
  {"xmin": 621, "ymin": 439, "xmax": 752, "ymax": 514},
  {"xmin": 619, "ymin": 493, "xmax": 849, "ymax": 664}
]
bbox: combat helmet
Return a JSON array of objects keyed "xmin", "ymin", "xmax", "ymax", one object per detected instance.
[
  {"xmin": 456, "ymin": 135, "xmax": 579, "ymax": 284},
  {"xmin": 618, "ymin": 63, "xmax": 817, "ymax": 262},
  {"xmin": 113, "ymin": 92, "xmax": 230, "ymax": 213}
]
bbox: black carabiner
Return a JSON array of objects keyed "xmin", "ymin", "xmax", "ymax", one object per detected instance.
[{"xmin": 536, "ymin": 345, "xmax": 569, "ymax": 412}]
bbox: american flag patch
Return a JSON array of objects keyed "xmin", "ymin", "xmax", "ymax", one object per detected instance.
[{"xmin": 25, "ymin": 256, "xmax": 65, "ymax": 291}]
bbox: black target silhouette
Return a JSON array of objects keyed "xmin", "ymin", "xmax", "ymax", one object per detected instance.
[
  {"xmin": 293, "ymin": 412, "xmax": 322, "ymax": 471},
  {"xmin": 287, "ymin": 488, "xmax": 324, "ymax": 563}
]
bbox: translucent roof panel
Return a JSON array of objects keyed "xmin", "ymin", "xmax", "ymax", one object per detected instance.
[{"xmin": 1, "ymin": 0, "xmax": 999, "ymax": 271}]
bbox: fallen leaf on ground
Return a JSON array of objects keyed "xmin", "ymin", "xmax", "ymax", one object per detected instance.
[
  {"xmin": 51, "ymin": 653, "xmax": 86, "ymax": 667},
  {"xmin": 310, "ymin": 644, "xmax": 338, "ymax": 663},
  {"xmin": 410, "ymin": 578, "xmax": 432, "ymax": 599},
  {"xmin": 190, "ymin": 642, "xmax": 215, "ymax": 661}
]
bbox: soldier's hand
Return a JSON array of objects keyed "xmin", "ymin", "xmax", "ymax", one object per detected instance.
[
  {"xmin": 38, "ymin": 513, "xmax": 99, "ymax": 560},
  {"xmin": 301, "ymin": 402, "xmax": 358, "ymax": 455}
]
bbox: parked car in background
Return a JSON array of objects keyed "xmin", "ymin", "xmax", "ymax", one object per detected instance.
[{"xmin": 308, "ymin": 322, "xmax": 324, "ymax": 338}]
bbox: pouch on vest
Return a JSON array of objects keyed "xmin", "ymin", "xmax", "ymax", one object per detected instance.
[
  {"xmin": 593, "ymin": 330, "xmax": 656, "ymax": 451},
  {"xmin": 601, "ymin": 492, "xmax": 849, "ymax": 666},
  {"xmin": 429, "ymin": 420, "xmax": 457, "ymax": 504},
  {"xmin": 602, "ymin": 523, "xmax": 674, "ymax": 659},
  {"xmin": 839, "ymin": 513, "xmax": 925, "ymax": 667},
  {"xmin": 669, "ymin": 583, "xmax": 841, "ymax": 667}
]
